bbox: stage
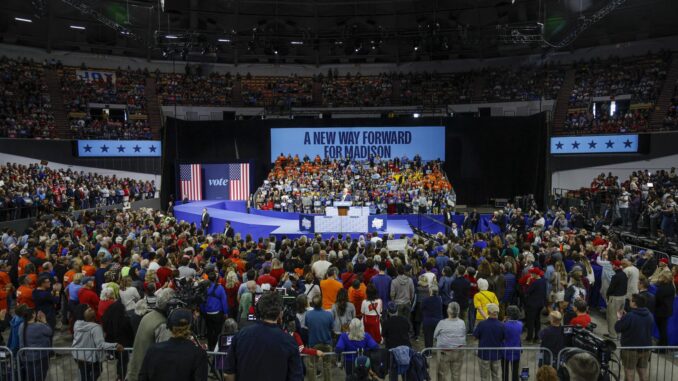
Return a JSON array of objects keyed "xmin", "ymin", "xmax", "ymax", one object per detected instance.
[{"xmin": 173, "ymin": 200, "xmax": 424, "ymax": 240}]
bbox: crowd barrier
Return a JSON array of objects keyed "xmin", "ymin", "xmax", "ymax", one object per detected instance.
[
  {"xmin": 420, "ymin": 347, "xmax": 552, "ymax": 381},
  {"xmin": 6, "ymin": 345, "xmax": 678, "ymax": 381}
]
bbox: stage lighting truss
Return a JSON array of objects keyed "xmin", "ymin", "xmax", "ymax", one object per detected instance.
[
  {"xmin": 498, "ymin": 0, "xmax": 628, "ymax": 49},
  {"xmin": 59, "ymin": 0, "xmax": 141, "ymax": 40}
]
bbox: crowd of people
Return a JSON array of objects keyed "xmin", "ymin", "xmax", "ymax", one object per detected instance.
[
  {"xmin": 0, "ymin": 57, "xmax": 56, "ymax": 139},
  {"xmin": 69, "ymin": 118, "xmax": 153, "ymax": 140},
  {"xmin": 559, "ymin": 168, "xmax": 678, "ymax": 242},
  {"xmin": 561, "ymin": 53, "xmax": 669, "ymax": 134},
  {"xmin": 243, "ymin": 75, "xmax": 314, "ymax": 108},
  {"xmin": 0, "ymin": 162, "xmax": 157, "ymax": 220},
  {"xmin": 0, "ymin": 185, "xmax": 675, "ymax": 380},
  {"xmin": 663, "ymin": 80, "xmax": 678, "ymax": 130},
  {"xmin": 254, "ymin": 154, "xmax": 454, "ymax": 215},
  {"xmin": 480, "ymin": 65, "xmax": 564, "ymax": 103},
  {"xmin": 155, "ymin": 70, "xmax": 235, "ymax": 107},
  {"xmin": 59, "ymin": 66, "xmax": 148, "ymax": 115}
]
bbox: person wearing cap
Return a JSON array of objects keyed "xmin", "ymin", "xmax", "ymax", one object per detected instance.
[
  {"xmin": 224, "ymin": 292, "xmax": 303, "ymax": 381},
  {"xmin": 78, "ymin": 276, "xmax": 100, "ymax": 315},
  {"xmin": 524, "ymin": 267, "xmax": 547, "ymax": 342},
  {"xmin": 18, "ymin": 248, "xmax": 31, "ymax": 277},
  {"xmin": 605, "ymin": 260, "xmax": 627, "ymax": 340},
  {"xmin": 138, "ymin": 308, "xmax": 208, "ymax": 381},
  {"xmin": 473, "ymin": 303, "xmax": 504, "ymax": 381},
  {"xmin": 648, "ymin": 257, "xmax": 671, "ymax": 284}
]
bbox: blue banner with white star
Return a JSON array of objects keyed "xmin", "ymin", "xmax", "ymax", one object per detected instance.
[
  {"xmin": 77, "ymin": 140, "xmax": 162, "ymax": 157},
  {"xmin": 550, "ymin": 135, "xmax": 638, "ymax": 155}
]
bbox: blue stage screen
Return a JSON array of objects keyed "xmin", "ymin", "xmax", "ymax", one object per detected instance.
[
  {"xmin": 270, "ymin": 126, "xmax": 445, "ymax": 162},
  {"xmin": 77, "ymin": 140, "xmax": 161, "ymax": 157},
  {"xmin": 550, "ymin": 135, "xmax": 639, "ymax": 154}
]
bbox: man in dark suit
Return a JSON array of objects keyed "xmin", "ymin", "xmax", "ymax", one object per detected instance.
[
  {"xmin": 524, "ymin": 267, "xmax": 547, "ymax": 342},
  {"xmin": 469, "ymin": 209, "xmax": 480, "ymax": 232},
  {"xmin": 223, "ymin": 221, "xmax": 234, "ymax": 239},
  {"xmin": 201, "ymin": 208, "xmax": 210, "ymax": 232}
]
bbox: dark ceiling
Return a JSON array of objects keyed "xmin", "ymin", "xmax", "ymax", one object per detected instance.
[{"xmin": 0, "ymin": 0, "xmax": 676, "ymax": 65}]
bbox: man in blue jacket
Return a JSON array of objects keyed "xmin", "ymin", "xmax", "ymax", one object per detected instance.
[
  {"xmin": 615, "ymin": 293, "xmax": 654, "ymax": 381},
  {"xmin": 202, "ymin": 272, "xmax": 229, "ymax": 350},
  {"xmin": 304, "ymin": 295, "xmax": 333, "ymax": 381},
  {"xmin": 473, "ymin": 303, "xmax": 504, "ymax": 381}
]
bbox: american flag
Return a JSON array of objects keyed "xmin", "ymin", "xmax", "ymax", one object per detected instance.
[
  {"xmin": 227, "ymin": 163, "xmax": 250, "ymax": 200},
  {"xmin": 180, "ymin": 164, "xmax": 202, "ymax": 200}
]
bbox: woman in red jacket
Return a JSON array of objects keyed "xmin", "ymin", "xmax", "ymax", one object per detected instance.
[{"xmin": 223, "ymin": 271, "xmax": 240, "ymax": 320}]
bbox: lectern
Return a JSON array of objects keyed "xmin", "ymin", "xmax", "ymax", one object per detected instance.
[{"xmin": 334, "ymin": 201, "xmax": 352, "ymax": 217}]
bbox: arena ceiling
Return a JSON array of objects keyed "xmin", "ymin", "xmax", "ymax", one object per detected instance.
[{"xmin": 0, "ymin": 0, "xmax": 676, "ymax": 65}]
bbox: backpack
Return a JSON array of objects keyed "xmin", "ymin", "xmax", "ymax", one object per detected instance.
[
  {"xmin": 406, "ymin": 351, "xmax": 430, "ymax": 381},
  {"xmin": 7, "ymin": 315, "xmax": 24, "ymax": 354},
  {"xmin": 349, "ymin": 349, "xmax": 371, "ymax": 381}
]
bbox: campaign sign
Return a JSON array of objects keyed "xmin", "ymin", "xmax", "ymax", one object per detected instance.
[{"xmin": 270, "ymin": 126, "xmax": 445, "ymax": 162}]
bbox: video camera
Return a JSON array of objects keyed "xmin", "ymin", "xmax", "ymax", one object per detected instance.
[
  {"xmin": 173, "ymin": 277, "xmax": 210, "ymax": 309},
  {"xmin": 563, "ymin": 325, "xmax": 617, "ymax": 377}
]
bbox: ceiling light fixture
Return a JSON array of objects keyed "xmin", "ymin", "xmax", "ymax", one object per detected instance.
[{"xmin": 14, "ymin": 17, "xmax": 33, "ymax": 23}]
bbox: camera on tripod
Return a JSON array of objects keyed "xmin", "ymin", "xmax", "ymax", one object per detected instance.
[{"xmin": 562, "ymin": 326, "xmax": 619, "ymax": 381}]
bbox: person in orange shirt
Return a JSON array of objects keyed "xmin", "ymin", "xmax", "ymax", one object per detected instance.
[
  {"xmin": 348, "ymin": 279, "xmax": 367, "ymax": 318},
  {"xmin": 320, "ymin": 267, "xmax": 342, "ymax": 310},
  {"xmin": 82, "ymin": 256, "xmax": 96, "ymax": 277},
  {"xmin": 17, "ymin": 249, "xmax": 31, "ymax": 277},
  {"xmin": 0, "ymin": 261, "xmax": 14, "ymax": 312},
  {"xmin": 63, "ymin": 261, "xmax": 83, "ymax": 288},
  {"xmin": 16, "ymin": 275, "xmax": 35, "ymax": 308},
  {"xmin": 24, "ymin": 264, "xmax": 38, "ymax": 288}
]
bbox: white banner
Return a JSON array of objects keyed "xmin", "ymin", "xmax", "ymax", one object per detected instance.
[{"xmin": 76, "ymin": 70, "xmax": 116, "ymax": 84}]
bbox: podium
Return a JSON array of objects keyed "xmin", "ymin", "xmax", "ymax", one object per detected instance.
[{"xmin": 334, "ymin": 201, "xmax": 351, "ymax": 216}]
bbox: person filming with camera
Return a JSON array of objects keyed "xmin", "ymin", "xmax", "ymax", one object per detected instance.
[{"xmin": 224, "ymin": 292, "xmax": 303, "ymax": 381}]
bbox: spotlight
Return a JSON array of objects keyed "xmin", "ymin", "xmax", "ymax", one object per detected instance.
[
  {"xmin": 413, "ymin": 113, "xmax": 421, "ymax": 118},
  {"xmin": 413, "ymin": 45, "xmax": 419, "ymax": 51}
]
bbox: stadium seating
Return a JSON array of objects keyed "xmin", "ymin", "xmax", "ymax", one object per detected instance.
[{"xmin": 0, "ymin": 57, "xmax": 56, "ymax": 139}]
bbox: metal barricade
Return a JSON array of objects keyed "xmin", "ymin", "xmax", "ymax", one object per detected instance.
[
  {"xmin": 16, "ymin": 348, "xmax": 132, "ymax": 381},
  {"xmin": 0, "ymin": 347, "xmax": 14, "ymax": 381},
  {"xmin": 300, "ymin": 351, "xmax": 343, "ymax": 381},
  {"xmin": 420, "ymin": 347, "xmax": 553, "ymax": 381}
]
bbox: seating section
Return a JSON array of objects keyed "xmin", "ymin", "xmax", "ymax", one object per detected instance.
[
  {"xmin": 0, "ymin": 57, "xmax": 55, "ymax": 139},
  {"xmin": 1, "ymin": 53, "xmax": 677, "ymax": 139},
  {"xmin": 480, "ymin": 65, "xmax": 565, "ymax": 102},
  {"xmin": 664, "ymin": 80, "xmax": 678, "ymax": 130},
  {"xmin": 156, "ymin": 72, "xmax": 234, "ymax": 106},
  {"xmin": 560, "ymin": 53, "xmax": 668, "ymax": 135}
]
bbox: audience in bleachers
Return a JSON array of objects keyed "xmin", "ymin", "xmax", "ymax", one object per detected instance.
[
  {"xmin": 663, "ymin": 80, "xmax": 678, "ymax": 130},
  {"xmin": 0, "ymin": 57, "xmax": 56, "ymax": 139},
  {"xmin": 59, "ymin": 65, "xmax": 148, "ymax": 114},
  {"xmin": 69, "ymin": 117, "xmax": 152, "ymax": 140},
  {"xmin": 481, "ymin": 65, "xmax": 564, "ymax": 102},
  {"xmin": 156, "ymin": 70, "xmax": 234, "ymax": 106},
  {"xmin": 0, "ymin": 162, "xmax": 157, "ymax": 219},
  {"xmin": 254, "ymin": 154, "xmax": 454, "ymax": 214}
]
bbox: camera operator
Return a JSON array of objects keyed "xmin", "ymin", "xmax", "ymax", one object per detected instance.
[
  {"xmin": 138, "ymin": 308, "xmax": 208, "ymax": 381},
  {"xmin": 615, "ymin": 294, "xmax": 654, "ymax": 381},
  {"xmin": 561, "ymin": 352, "xmax": 601, "ymax": 381},
  {"xmin": 126, "ymin": 288, "xmax": 175, "ymax": 381},
  {"xmin": 224, "ymin": 292, "xmax": 303, "ymax": 381}
]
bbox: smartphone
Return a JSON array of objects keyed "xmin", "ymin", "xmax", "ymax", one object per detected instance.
[{"xmin": 520, "ymin": 367, "xmax": 529, "ymax": 380}]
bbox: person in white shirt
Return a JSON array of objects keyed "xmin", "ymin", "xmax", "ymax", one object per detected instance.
[
  {"xmin": 434, "ymin": 302, "xmax": 466, "ymax": 381},
  {"xmin": 618, "ymin": 188, "xmax": 630, "ymax": 227},
  {"xmin": 311, "ymin": 251, "xmax": 332, "ymax": 279},
  {"xmin": 622, "ymin": 259, "xmax": 640, "ymax": 300}
]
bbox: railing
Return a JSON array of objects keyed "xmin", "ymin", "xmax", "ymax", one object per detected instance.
[
  {"xmin": 7, "ymin": 345, "xmax": 678, "ymax": 381},
  {"xmin": 420, "ymin": 347, "xmax": 552, "ymax": 381}
]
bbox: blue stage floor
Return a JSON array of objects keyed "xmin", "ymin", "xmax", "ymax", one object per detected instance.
[{"xmin": 173, "ymin": 200, "xmax": 414, "ymax": 240}]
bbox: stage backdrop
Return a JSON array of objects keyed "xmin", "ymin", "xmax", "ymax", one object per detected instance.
[
  {"xmin": 270, "ymin": 126, "xmax": 445, "ymax": 162},
  {"xmin": 178, "ymin": 163, "xmax": 251, "ymax": 201},
  {"xmin": 162, "ymin": 116, "xmax": 547, "ymax": 208}
]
